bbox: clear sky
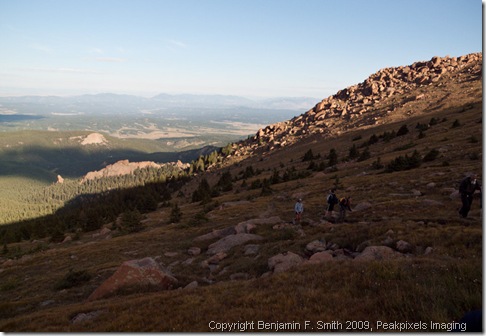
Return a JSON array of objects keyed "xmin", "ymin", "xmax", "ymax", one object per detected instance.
[{"xmin": 0, "ymin": 0, "xmax": 482, "ymax": 98}]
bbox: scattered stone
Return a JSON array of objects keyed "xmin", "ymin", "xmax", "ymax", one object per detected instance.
[
  {"xmin": 244, "ymin": 244, "xmax": 260, "ymax": 255},
  {"xmin": 353, "ymin": 202, "xmax": 372, "ymax": 212},
  {"xmin": 306, "ymin": 251, "xmax": 333, "ymax": 264},
  {"xmin": 62, "ymin": 235, "xmax": 72, "ymax": 243},
  {"xmin": 194, "ymin": 227, "xmax": 236, "ymax": 242},
  {"xmin": 424, "ymin": 246, "xmax": 434, "ymax": 255},
  {"xmin": 71, "ymin": 310, "xmax": 105, "ymax": 324},
  {"xmin": 230, "ymin": 273, "xmax": 250, "ymax": 281},
  {"xmin": 411, "ymin": 189, "xmax": 423, "ymax": 196},
  {"xmin": 235, "ymin": 216, "xmax": 282, "ymax": 234},
  {"xmin": 207, "ymin": 233, "xmax": 263, "ymax": 255},
  {"xmin": 164, "ymin": 252, "xmax": 179, "ymax": 258},
  {"xmin": 354, "ymin": 246, "xmax": 403, "ymax": 261},
  {"xmin": 396, "ymin": 240, "xmax": 413, "ymax": 253},
  {"xmin": 268, "ymin": 251, "xmax": 304, "ymax": 273},
  {"xmin": 40, "ymin": 300, "xmax": 55, "ymax": 307},
  {"xmin": 422, "ymin": 199, "xmax": 443, "ymax": 206},
  {"xmin": 356, "ymin": 240, "xmax": 371, "ymax": 253},
  {"xmin": 87, "ymin": 257, "xmax": 177, "ymax": 301},
  {"xmin": 187, "ymin": 247, "xmax": 201, "ymax": 256},
  {"xmin": 305, "ymin": 240, "xmax": 327, "ymax": 254},
  {"xmin": 184, "ymin": 281, "xmax": 198, "ymax": 290}
]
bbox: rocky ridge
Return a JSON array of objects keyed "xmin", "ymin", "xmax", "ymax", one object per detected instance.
[
  {"xmin": 81, "ymin": 159, "xmax": 190, "ymax": 183},
  {"xmin": 231, "ymin": 53, "xmax": 482, "ymax": 157}
]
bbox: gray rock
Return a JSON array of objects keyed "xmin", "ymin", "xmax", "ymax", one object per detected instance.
[
  {"xmin": 207, "ymin": 233, "xmax": 263, "ymax": 255},
  {"xmin": 268, "ymin": 251, "xmax": 304, "ymax": 273},
  {"xmin": 354, "ymin": 246, "xmax": 403, "ymax": 261}
]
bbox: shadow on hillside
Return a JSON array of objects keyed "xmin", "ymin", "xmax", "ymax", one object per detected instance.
[
  {"xmin": 0, "ymin": 114, "xmax": 45, "ymax": 123},
  {"xmin": 0, "ymin": 145, "xmax": 217, "ymax": 183}
]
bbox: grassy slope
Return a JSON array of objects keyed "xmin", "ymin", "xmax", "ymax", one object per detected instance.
[{"xmin": 0, "ymin": 92, "xmax": 481, "ymax": 331}]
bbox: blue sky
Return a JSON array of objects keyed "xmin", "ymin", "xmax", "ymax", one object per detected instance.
[{"xmin": 0, "ymin": 0, "xmax": 482, "ymax": 98}]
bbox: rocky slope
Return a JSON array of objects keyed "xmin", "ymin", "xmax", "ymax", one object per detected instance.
[{"xmin": 232, "ymin": 53, "xmax": 481, "ymax": 157}]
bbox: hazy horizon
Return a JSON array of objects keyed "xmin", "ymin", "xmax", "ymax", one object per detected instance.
[{"xmin": 0, "ymin": 0, "xmax": 481, "ymax": 99}]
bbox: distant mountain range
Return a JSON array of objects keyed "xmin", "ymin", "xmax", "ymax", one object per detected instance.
[{"xmin": 0, "ymin": 93, "xmax": 319, "ymax": 116}]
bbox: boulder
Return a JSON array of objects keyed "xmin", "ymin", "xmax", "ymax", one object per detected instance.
[
  {"xmin": 87, "ymin": 257, "xmax": 177, "ymax": 301},
  {"xmin": 193, "ymin": 226, "xmax": 236, "ymax": 242},
  {"xmin": 268, "ymin": 251, "xmax": 304, "ymax": 273},
  {"xmin": 306, "ymin": 251, "xmax": 333, "ymax": 264},
  {"xmin": 396, "ymin": 240, "xmax": 413, "ymax": 253},
  {"xmin": 234, "ymin": 216, "xmax": 282, "ymax": 234},
  {"xmin": 244, "ymin": 244, "xmax": 260, "ymax": 255},
  {"xmin": 207, "ymin": 233, "xmax": 263, "ymax": 255},
  {"xmin": 187, "ymin": 247, "xmax": 201, "ymax": 256},
  {"xmin": 305, "ymin": 240, "xmax": 327, "ymax": 254},
  {"xmin": 354, "ymin": 246, "xmax": 403, "ymax": 261},
  {"xmin": 353, "ymin": 202, "xmax": 372, "ymax": 212}
]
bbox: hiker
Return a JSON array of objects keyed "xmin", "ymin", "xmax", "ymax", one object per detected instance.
[
  {"xmin": 325, "ymin": 188, "xmax": 339, "ymax": 220},
  {"xmin": 294, "ymin": 198, "xmax": 304, "ymax": 224},
  {"xmin": 459, "ymin": 173, "xmax": 482, "ymax": 218},
  {"xmin": 338, "ymin": 196, "xmax": 352, "ymax": 223}
]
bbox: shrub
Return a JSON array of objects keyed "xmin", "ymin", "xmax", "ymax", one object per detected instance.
[
  {"xmin": 120, "ymin": 209, "xmax": 143, "ymax": 233},
  {"xmin": 55, "ymin": 269, "xmax": 91, "ymax": 290},
  {"xmin": 328, "ymin": 148, "xmax": 338, "ymax": 166},
  {"xmin": 385, "ymin": 150, "xmax": 422, "ymax": 172},
  {"xmin": 367, "ymin": 134, "xmax": 379, "ymax": 146},
  {"xmin": 396, "ymin": 124, "xmax": 409, "ymax": 136},
  {"xmin": 357, "ymin": 147, "xmax": 371, "ymax": 162},
  {"xmin": 381, "ymin": 130, "xmax": 396, "ymax": 142},
  {"xmin": 169, "ymin": 203, "xmax": 182, "ymax": 223},
  {"xmin": 270, "ymin": 168, "xmax": 281, "ymax": 184},
  {"xmin": 348, "ymin": 144, "xmax": 359, "ymax": 159},
  {"xmin": 302, "ymin": 149, "xmax": 315, "ymax": 162},
  {"xmin": 423, "ymin": 149, "xmax": 440, "ymax": 162},
  {"xmin": 192, "ymin": 178, "xmax": 212, "ymax": 204},
  {"xmin": 371, "ymin": 157, "xmax": 384, "ymax": 170},
  {"xmin": 260, "ymin": 179, "xmax": 273, "ymax": 196},
  {"xmin": 451, "ymin": 119, "xmax": 461, "ymax": 128},
  {"xmin": 429, "ymin": 117, "xmax": 439, "ymax": 126},
  {"xmin": 215, "ymin": 171, "xmax": 233, "ymax": 192}
]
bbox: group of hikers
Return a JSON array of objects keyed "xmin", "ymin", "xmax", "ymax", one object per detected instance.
[
  {"xmin": 293, "ymin": 188, "xmax": 351, "ymax": 224},
  {"xmin": 293, "ymin": 172, "xmax": 482, "ymax": 225}
]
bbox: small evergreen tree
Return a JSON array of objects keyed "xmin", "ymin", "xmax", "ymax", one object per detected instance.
[
  {"xmin": 120, "ymin": 209, "xmax": 143, "ymax": 233},
  {"xmin": 302, "ymin": 149, "xmax": 315, "ymax": 162},
  {"xmin": 397, "ymin": 124, "xmax": 410, "ymax": 136},
  {"xmin": 348, "ymin": 144, "xmax": 359, "ymax": 159},
  {"xmin": 170, "ymin": 203, "xmax": 182, "ymax": 223},
  {"xmin": 357, "ymin": 147, "xmax": 371, "ymax": 162},
  {"xmin": 192, "ymin": 178, "xmax": 212, "ymax": 204},
  {"xmin": 328, "ymin": 148, "xmax": 338, "ymax": 166},
  {"xmin": 451, "ymin": 119, "xmax": 461, "ymax": 128},
  {"xmin": 215, "ymin": 171, "xmax": 233, "ymax": 192},
  {"xmin": 270, "ymin": 168, "xmax": 281, "ymax": 184}
]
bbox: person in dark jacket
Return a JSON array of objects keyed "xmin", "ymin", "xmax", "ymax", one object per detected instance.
[
  {"xmin": 459, "ymin": 173, "xmax": 482, "ymax": 218},
  {"xmin": 325, "ymin": 188, "xmax": 339, "ymax": 220}
]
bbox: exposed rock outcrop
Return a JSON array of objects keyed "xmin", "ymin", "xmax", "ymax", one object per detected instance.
[{"xmin": 81, "ymin": 159, "xmax": 189, "ymax": 183}]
